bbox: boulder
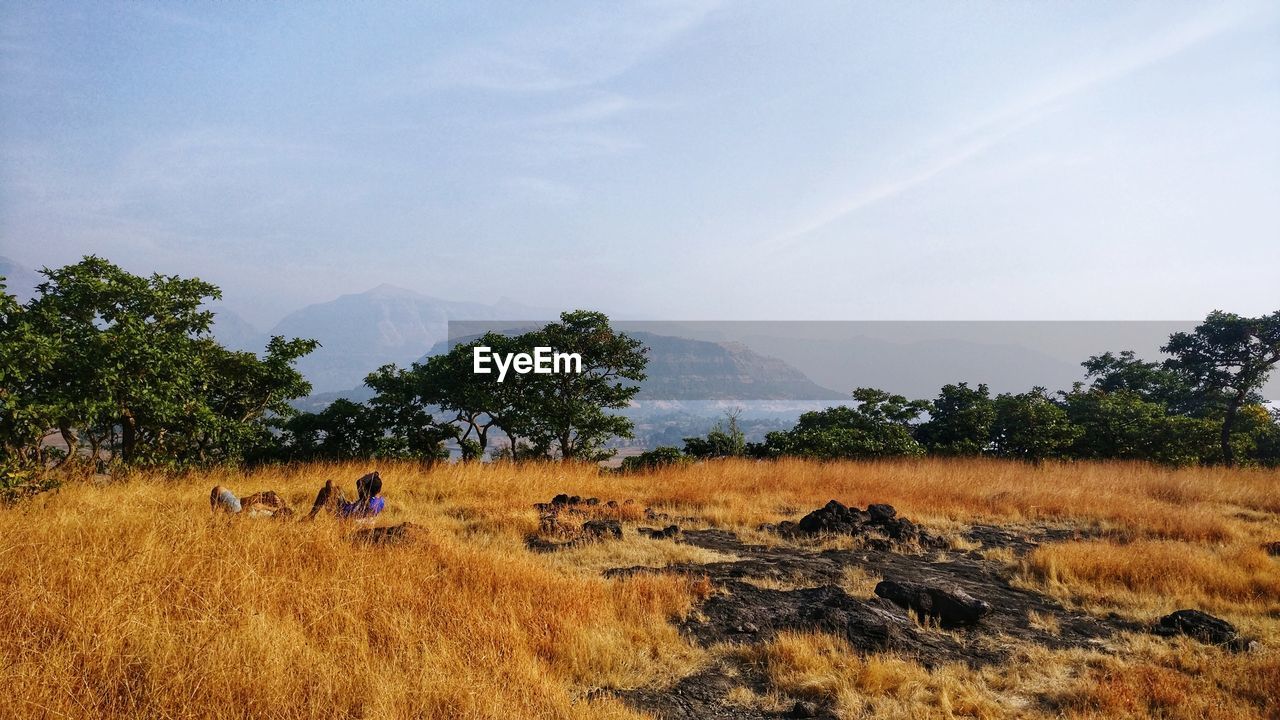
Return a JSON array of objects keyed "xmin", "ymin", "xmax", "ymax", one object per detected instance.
[
  {"xmin": 867, "ymin": 503, "xmax": 897, "ymax": 522},
  {"xmin": 352, "ymin": 522, "xmax": 424, "ymax": 546},
  {"xmin": 1154, "ymin": 609, "xmax": 1253, "ymax": 650},
  {"xmin": 582, "ymin": 519, "xmax": 623, "ymax": 540},
  {"xmin": 783, "ymin": 500, "xmax": 943, "ymax": 548},
  {"xmin": 875, "ymin": 579, "xmax": 991, "ymax": 626},
  {"xmin": 639, "ymin": 524, "xmax": 681, "ymax": 540},
  {"xmin": 794, "ymin": 500, "xmax": 867, "ymax": 534},
  {"xmin": 787, "ymin": 701, "xmax": 819, "ymax": 718}
]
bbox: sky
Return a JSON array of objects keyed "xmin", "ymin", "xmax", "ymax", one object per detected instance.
[{"xmin": 2, "ymin": 0, "xmax": 1278, "ymax": 328}]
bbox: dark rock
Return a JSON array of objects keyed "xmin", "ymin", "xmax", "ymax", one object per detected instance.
[
  {"xmin": 568, "ymin": 495, "xmax": 582, "ymax": 505},
  {"xmin": 788, "ymin": 700, "xmax": 819, "ymax": 718},
  {"xmin": 1262, "ymin": 541, "xmax": 1280, "ymax": 557},
  {"xmin": 352, "ymin": 522, "xmax": 424, "ymax": 546},
  {"xmin": 551, "ymin": 494, "xmax": 571, "ymax": 506},
  {"xmin": 867, "ymin": 503, "xmax": 897, "ymax": 522},
  {"xmin": 1155, "ymin": 609, "xmax": 1252, "ymax": 650},
  {"xmin": 584, "ymin": 497, "xmax": 600, "ymax": 506},
  {"xmin": 782, "ymin": 500, "xmax": 943, "ymax": 548},
  {"xmin": 875, "ymin": 579, "xmax": 991, "ymax": 626},
  {"xmin": 795, "ymin": 500, "xmax": 867, "ymax": 534},
  {"xmin": 639, "ymin": 524, "xmax": 681, "ymax": 540},
  {"xmin": 582, "ymin": 519, "xmax": 623, "ymax": 540},
  {"xmin": 606, "ymin": 500, "xmax": 619, "ymax": 509}
]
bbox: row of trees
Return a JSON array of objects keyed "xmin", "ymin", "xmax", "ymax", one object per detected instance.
[
  {"xmin": 270, "ymin": 311, "xmax": 648, "ymax": 463},
  {"xmin": 632, "ymin": 313, "xmax": 1280, "ymax": 468},
  {"xmin": 4, "ymin": 257, "xmax": 1277, "ymax": 498}
]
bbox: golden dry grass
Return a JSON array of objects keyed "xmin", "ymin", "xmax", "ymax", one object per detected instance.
[{"xmin": 1, "ymin": 458, "xmax": 1277, "ymax": 719}]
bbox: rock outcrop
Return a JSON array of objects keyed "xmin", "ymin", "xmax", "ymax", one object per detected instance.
[{"xmin": 874, "ymin": 579, "xmax": 992, "ymax": 626}]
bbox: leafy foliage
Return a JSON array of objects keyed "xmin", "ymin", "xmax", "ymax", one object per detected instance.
[
  {"xmin": 1, "ymin": 257, "xmax": 317, "ymax": 474},
  {"xmin": 620, "ymin": 446, "xmax": 689, "ymax": 473},
  {"xmin": 916, "ymin": 382, "xmax": 994, "ymax": 456},
  {"xmin": 753, "ymin": 388, "xmax": 927, "ymax": 460},
  {"xmin": 683, "ymin": 409, "xmax": 747, "ymax": 459}
]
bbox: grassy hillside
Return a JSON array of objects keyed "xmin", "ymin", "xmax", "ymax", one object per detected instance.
[{"xmin": 2, "ymin": 459, "xmax": 1277, "ymax": 719}]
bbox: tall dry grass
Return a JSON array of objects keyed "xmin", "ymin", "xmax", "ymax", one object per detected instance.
[{"xmin": 1, "ymin": 458, "xmax": 1277, "ymax": 718}]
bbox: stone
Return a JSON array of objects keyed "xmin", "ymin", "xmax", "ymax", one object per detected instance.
[
  {"xmin": 875, "ymin": 579, "xmax": 991, "ymax": 626},
  {"xmin": 639, "ymin": 524, "xmax": 681, "ymax": 540},
  {"xmin": 582, "ymin": 519, "xmax": 623, "ymax": 540},
  {"xmin": 352, "ymin": 522, "xmax": 424, "ymax": 546},
  {"xmin": 788, "ymin": 701, "xmax": 820, "ymax": 718},
  {"xmin": 1154, "ymin": 609, "xmax": 1251, "ymax": 650},
  {"xmin": 867, "ymin": 503, "xmax": 897, "ymax": 522}
]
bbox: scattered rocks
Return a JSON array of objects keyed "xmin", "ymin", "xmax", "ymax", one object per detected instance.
[
  {"xmin": 352, "ymin": 522, "xmax": 424, "ymax": 546},
  {"xmin": 581, "ymin": 519, "xmax": 623, "ymax": 540},
  {"xmin": 774, "ymin": 500, "xmax": 945, "ymax": 549},
  {"xmin": 1154, "ymin": 609, "xmax": 1255, "ymax": 651},
  {"xmin": 874, "ymin": 579, "xmax": 992, "ymax": 626},
  {"xmin": 639, "ymin": 524, "xmax": 681, "ymax": 540}
]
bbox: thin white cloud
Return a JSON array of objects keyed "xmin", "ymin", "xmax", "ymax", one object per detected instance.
[
  {"xmin": 763, "ymin": 2, "xmax": 1271, "ymax": 254},
  {"xmin": 423, "ymin": 0, "xmax": 721, "ymax": 93},
  {"xmin": 530, "ymin": 92, "xmax": 641, "ymax": 125}
]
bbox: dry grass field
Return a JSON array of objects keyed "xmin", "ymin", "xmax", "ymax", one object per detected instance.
[{"xmin": 2, "ymin": 458, "xmax": 1277, "ymax": 719}]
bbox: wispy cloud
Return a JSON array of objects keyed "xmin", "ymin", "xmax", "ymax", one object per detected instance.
[
  {"xmin": 530, "ymin": 92, "xmax": 642, "ymax": 125},
  {"xmin": 423, "ymin": 0, "xmax": 721, "ymax": 93},
  {"xmin": 762, "ymin": 2, "xmax": 1271, "ymax": 254},
  {"xmin": 502, "ymin": 176, "xmax": 581, "ymax": 205}
]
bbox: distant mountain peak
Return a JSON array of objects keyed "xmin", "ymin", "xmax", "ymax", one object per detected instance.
[{"xmin": 361, "ymin": 283, "xmax": 431, "ymax": 300}]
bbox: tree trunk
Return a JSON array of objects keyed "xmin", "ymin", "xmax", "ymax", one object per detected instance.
[
  {"xmin": 1221, "ymin": 392, "xmax": 1245, "ymax": 468},
  {"xmin": 121, "ymin": 410, "xmax": 138, "ymax": 465},
  {"xmin": 57, "ymin": 422, "xmax": 79, "ymax": 468}
]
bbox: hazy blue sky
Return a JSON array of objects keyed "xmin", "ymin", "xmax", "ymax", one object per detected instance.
[{"xmin": 2, "ymin": 1, "xmax": 1277, "ymax": 327}]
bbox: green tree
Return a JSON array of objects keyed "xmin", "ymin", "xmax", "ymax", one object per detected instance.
[
  {"xmin": 514, "ymin": 311, "xmax": 647, "ymax": 461},
  {"xmin": 15, "ymin": 257, "xmax": 316, "ymax": 467},
  {"xmin": 1082, "ymin": 350, "xmax": 1196, "ymax": 411},
  {"xmin": 990, "ymin": 388, "xmax": 1080, "ymax": 463},
  {"xmin": 0, "ymin": 280, "xmax": 59, "ymax": 495},
  {"xmin": 1060, "ymin": 386, "xmax": 1216, "ymax": 465},
  {"xmin": 416, "ymin": 332, "xmax": 529, "ymax": 460},
  {"xmin": 754, "ymin": 388, "xmax": 927, "ymax": 460},
  {"xmin": 916, "ymin": 382, "xmax": 994, "ymax": 456},
  {"xmin": 364, "ymin": 363, "xmax": 456, "ymax": 460},
  {"xmin": 1162, "ymin": 310, "xmax": 1280, "ymax": 466},
  {"xmin": 683, "ymin": 408, "xmax": 746, "ymax": 459},
  {"xmin": 620, "ymin": 446, "xmax": 688, "ymax": 472},
  {"xmin": 275, "ymin": 399, "xmax": 385, "ymax": 461}
]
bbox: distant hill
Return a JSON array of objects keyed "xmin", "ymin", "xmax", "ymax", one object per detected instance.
[
  {"xmin": 628, "ymin": 332, "xmax": 845, "ymax": 401},
  {"xmin": 296, "ymin": 328, "xmax": 844, "ymax": 411},
  {"xmin": 0, "ymin": 256, "xmax": 42, "ymax": 303},
  {"xmin": 210, "ymin": 306, "xmax": 268, "ymax": 353},
  {"xmin": 267, "ymin": 285, "xmax": 551, "ymax": 393}
]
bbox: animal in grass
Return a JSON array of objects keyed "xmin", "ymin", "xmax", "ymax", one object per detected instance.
[{"xmin": 306, "ymin": 471, "xmax": 386, "ymax": 521}]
